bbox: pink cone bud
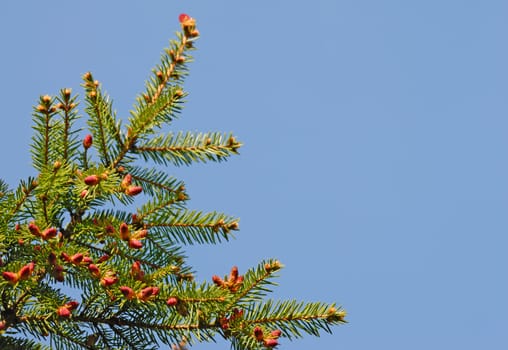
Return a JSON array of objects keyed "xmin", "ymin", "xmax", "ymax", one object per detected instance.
[
  {"xmin": 70, "ymin": 253, "xmax": 84, "ymax": 265},
  {"xmin": 264, "ymin": 338, "xmax": 278, "ymax": 347},
  {"xmin": 56, "ymin": 306, "xmax": 71, "ymax": 318},
  {"xmin": 119, "ymin": 286, "xmax": 136, "ymax": 300},
  {"xmin": 100, "ymin": 276, "xmax": 118, "ymax": 287},
  {"xmin": 2, "ymin": 271, "xmax": 19, "ymax": 284},
  {"xmin": 253, "ymin": 326, "xmax": 264, "ymax": 341},
  {"xmin": 125, "ymin": 185, "xmax": 143, "ymax": 196},
  {"xmin": 28, "ymin": 222, "xmax": 41, "ymax": 237},
  {"xmin": 179, "ymin": 13, "xmax": 191, "ymax": 23},
  {"xmin": 137, "ymin": 286, "xmax": 157, "ymax": 301},
  {"xmin": 131, "ymin": 261, "xmax": 144, "ymax": 281},
  {"xmin": 61, "ymin": 252, "xmax": 71, "ymax": 262},
  {"xmin": 88, "ymin": 264, "xmax": 100, "ymax": 278},
  {"xmin": 128, "ymin": 238, "xmax": 143, "ymax": 249},
  {"xmin": 42, "ymin": 227, "xmax": 57, "ymax": 240},
  {"xmin": 167, "ymin": 297, "xmax": 178, "ymax": 306},
  {"xmin": 83, "ymin": 134, "xmax": 93, "ymax": 149},
  {"xmin": 121, "ymin": 174, "xmax": 132, "ymax": 189},
  {"xmin": 212, "ymin": 275, "xmax": 224, "ymax": 287},
  {"xmin": 84, "ymin": 175, "xmax": 100, "ymax": 186},
  {"xmin": 18, "ymin": 262, "xmax": 34, "ymax": 280},
  {"xmin": 270, "ymin": 330, "xmax": 282, "ymax": 338}
]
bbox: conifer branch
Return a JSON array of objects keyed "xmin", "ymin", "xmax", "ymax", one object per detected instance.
[
  {"xmin": 144, "ymin": 210, "xmax": 239, "ymax": 245},
  {"xmin": 82, "ymin": 73, "xmax": 123, "ymax": 166},
  {"xmin": 55, "ymin": 89, "xmax": 80, "ymax": 164},
  {"xmin": 135, "ymin": 131, "xmax": 242, "ymax": 166},
  {"xmin": 31, "ymin": 95, "xmax": 61, "ymax": 171},
  {"xmin": 0, "ymin": 14, "xmax": 346, "ymax": 349}
]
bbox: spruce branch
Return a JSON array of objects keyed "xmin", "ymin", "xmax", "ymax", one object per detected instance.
[
  {"xmin": 143, "ymin": 209, "xmax": 240, "ymax": 245},
  {"xmin": 135, "ymin": 131, "xmax": 242, "ymax": 166},
  {"xmin": 0, "ymin": 13, "xmax": 346, "ymax": 349},
  {"xmin": 82, "ymin": 72, "xmax": 123, "ymax": 167}
]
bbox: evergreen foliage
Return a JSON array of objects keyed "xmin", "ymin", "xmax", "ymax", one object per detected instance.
[{"xmin": 0, "ymin": 14, "xmax": 346, "ymax": 349}]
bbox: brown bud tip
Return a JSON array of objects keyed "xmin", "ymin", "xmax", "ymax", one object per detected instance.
[
  {"xmin": 48, "ymin": 252, "xmax": 57, "ymax": 265},
  {"xmin": 119, "ymin": 222, "xmax": 130, "ymax": 241},
  {"xmin": 42, "ymin": 95, "xmax": 51, "ymax": 103},
  {"xmin": 166, "ymin": 297, "xmax": 178, "ymax": 306},
  {"xmin": 53, "ymin": 265, "xmax": 65, "ymax": 282},
  {"xmin": 125, "ymin": 185, "xmax": 143, "ymax": 196},
  {"xmin": 265, "ymin": 260, "xmax": 283, "ymax": 273},
  {"xmin": 175, "ymin": 56, "xmax": 186, "ymax": 63},
  {"xmin": 53, "ymin": 161, "xmax": 62, "ymax": 170},
  {"xmin": 89, "ymin": 91, "xmax": 97, "ymax": 98},
  {"xmin": 83, "ymin": 72, "xmax": 92, "ymax": 80},
  {"xmin": 63, "ymin": 88, "xmax": 72, "ymax": 97},
  {"xmin": 83, "ymin": 134, "xmax": 93, "ymax": 149},
  {"xmin": 84, "ymin": 175, "xmax": 100, "ymax": 186}
]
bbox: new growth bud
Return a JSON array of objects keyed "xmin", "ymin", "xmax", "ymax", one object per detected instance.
[
  {"xmin": 84, "ymin": 175, "xmax": 100, "ymax": 186},
  {"xmin": 166, "ymin": 297, "xmax": 178, "ymax": 306},
  {"xmin": 83, "ymin": 134, "xmax": 93, "ymax": 149}
]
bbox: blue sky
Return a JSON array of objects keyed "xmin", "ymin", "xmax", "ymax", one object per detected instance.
[{"xmin": 1, "ymin": 1, "xmax": 508, "ymax": 349}]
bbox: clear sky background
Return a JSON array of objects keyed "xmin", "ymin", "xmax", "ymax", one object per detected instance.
[{"xmin": 1, "ymin": 1, "xmax": 507, "ymax": 349}]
